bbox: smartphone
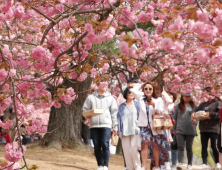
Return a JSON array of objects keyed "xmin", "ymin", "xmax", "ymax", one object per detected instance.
[{"xmin": 147, "ymin": 98, "xmax": 151, "ymax": 102}]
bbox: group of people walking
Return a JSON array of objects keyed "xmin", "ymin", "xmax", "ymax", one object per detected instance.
[{"xmin": 83, "ymin": 78, "xmax": 222, "ymax": 170}]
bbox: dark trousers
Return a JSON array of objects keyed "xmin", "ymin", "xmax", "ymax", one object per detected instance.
[
  {"xmin": 90, "ymin": 128, "xmax": 111, "ymax": 167},
  {"xmin": 201, "ymin": 132, "xmax": 219, "ymax": 164},
  {"xmin": 176, "ymin": 135, "xmax": 194, "ymax": 165},
  {"xmin": 82, "ymin": 123, "xmax": 90, "ymax": 145}
]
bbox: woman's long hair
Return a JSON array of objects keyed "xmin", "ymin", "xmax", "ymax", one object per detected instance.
[
  {"xmin": 141, "ymin": 81, "xmax": 159, "ymax": 99},
  {"xmin": 178, "ymin": 96, "xmax": 195, "ymax": 112}
]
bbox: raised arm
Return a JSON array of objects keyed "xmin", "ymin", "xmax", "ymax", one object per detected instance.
[
  {"xmin": 130, "ymin": 83, "xmax": 144, "ymax": 101},
  {"xmin": 162, "ymin": 90, "xmax": 173, "ymax": 106}
]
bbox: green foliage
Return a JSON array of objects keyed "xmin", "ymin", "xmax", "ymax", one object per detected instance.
[{"xmin": 92, "ymin": 39, "xmax": 120, "ymax": 56}]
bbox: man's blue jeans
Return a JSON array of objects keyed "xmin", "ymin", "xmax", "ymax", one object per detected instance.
[{"xmin": 90, "ymin": 128, "xmax": 111, "ymax": 167}]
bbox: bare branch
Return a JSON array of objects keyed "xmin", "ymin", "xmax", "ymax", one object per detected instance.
[
  {"xmin": 40, "ymin": 1, "xmax": 120, "ymax": 45},
  {"xmin": 54, "ymin": 31, "xmax": 88, "ymax": 71},
  {"xmin": 29, "ymin": 6, "xmax": 56, "ymax": 23},
  {"xmin": 0, "ymin": 40, "xmax": 37, "ymax": 46}
]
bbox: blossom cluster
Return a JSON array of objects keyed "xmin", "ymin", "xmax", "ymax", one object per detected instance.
[{"xmin": 5, "ymin": 142, "xmax": 26, "ymax": 162}]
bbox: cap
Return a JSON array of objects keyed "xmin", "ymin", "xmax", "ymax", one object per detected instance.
[{"xmin": 181, "ymin": 93, "xmax": 191, "ymax": 96}]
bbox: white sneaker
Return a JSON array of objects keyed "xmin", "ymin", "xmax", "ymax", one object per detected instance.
[
  {"xmin": 186, "ymin": 165, "xmax": 192, "ymax": 170},
  {"xmin": 103, "ymin": 166, "xmax": 108, "ymax": 170},
  {"xmin": 140, "ymin": 167, "xmax": 145, "ymax": 170},
  {"xmin": 216, "ymin": 163, "xmax": 221, "ymax": 168},
  {"xmin": 160, "ymin": 165, "xmax": 166, "ymax": 170},
  {"xmin": 198, "ymin": 164, "xmax": 209, "ymax": 169},
  {"xmin": 96, "ymin": 167, "xmax": 103, "ymax": 170},
  {"xmin": 177, "ymin": 163, "xmax": 183, "ymax": 170},
  {"xmin": 165, "ymin": 162, "xmax": 171, "ymax": 170},
  {"xmin": 122, "ymin": 168, "xmax": 127, "ymax": 170},
  {"xmin": 172, "ymin": 166, "xmax": 176, "ymax": 170},
  {"xmin": 154, "ymin": 167, "xmax": 161, "ymax": 170}
]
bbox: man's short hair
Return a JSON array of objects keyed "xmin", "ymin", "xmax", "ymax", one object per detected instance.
[
  {"xmin": 123, "ymin": 87, "xmax": 132, "ymax": 100},
  {"xmin": 203, "ymin": 87, "xmax": 211, "ymax": 92},
  {"xmin": 127, "ymin": 78, "xmax": 138, "ymax": 84}
]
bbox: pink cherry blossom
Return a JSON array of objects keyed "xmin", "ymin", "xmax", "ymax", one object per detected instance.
[
  {"xmin": 90, "ymin": 68, "xmax": 98, "ymax": 77},
  {"xmin": 32, "ymin": 46, "xmax": 46, "ymax": 61},
  {"xmin": 77, "ymin": 72, "xmax": 87, "ymax": 82},
  {"xmin": 0, "ymin": 119, "xmax": 13, "ymax": 129},
  {"xmin": 70, "ymin": 71, "xmax": 78, "ymax": 79},
  {"xmin": 5, "ymin": 142, "xmax": 26, "ymax": 162},
  {"xmin": 101, "ymin": 63, "xmax": 109, "ymax": 73},
  {"xmin": 67, "ymin": 87, "xmax": 75, "ymax": 96},
  {"xmin": 54, "ymin": 102, "xmax": 61, "ymax": 108},
  {"xmin": 0, "ymin": 68, "xmax": 8, "ymax": 81},
  {"xmin": 14, "ymin": 3, "xmax": 25, "ymax": 19},
  {"xmin": 85, "ymin": 23, "xmax": 93, "ymax": 32}
]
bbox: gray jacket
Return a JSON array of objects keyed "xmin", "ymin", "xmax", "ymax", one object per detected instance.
[
  {"xmin": 173, "ymin": 104, "xmax": 197, "ymax": 136},
  {"xmin": 83, "ymin": 91, "xmax": 118, "ymax": 130}
]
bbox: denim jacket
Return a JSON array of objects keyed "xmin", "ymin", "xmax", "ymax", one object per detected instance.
[{"xmin": 117, "ymin": 100, "xmax": 140, "ymax": 136}]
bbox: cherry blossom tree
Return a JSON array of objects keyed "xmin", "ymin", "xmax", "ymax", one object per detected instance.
[{"xmin": 1, "ymin": 0, "xmax": 222, "ymax": 169}]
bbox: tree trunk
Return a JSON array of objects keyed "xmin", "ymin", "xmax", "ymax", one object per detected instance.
[{"xmin": 42, "ymin": 76, "xmax": 92, "ymax": 150}]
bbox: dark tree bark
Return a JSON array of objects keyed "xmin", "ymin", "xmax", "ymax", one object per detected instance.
[{"xmin": 42, "ymin": 76, "xmax": 92, "ymax": 150}]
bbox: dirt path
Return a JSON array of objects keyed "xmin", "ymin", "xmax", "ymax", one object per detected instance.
[
  {"xmin": 0, "ymin": 146, "xmax": 217, "ymax": 170},
  {"xmin": 0, "ymin": 146, "xmax": 124, "ymax": 170}
]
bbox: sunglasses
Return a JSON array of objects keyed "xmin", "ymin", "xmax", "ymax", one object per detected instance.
[
  {"xmin": 128, "ymin": 91, "xmax": 131, "ymax": 94},
  {"xmin": 144, "ymin": 88, "xmax": 153, "ymax": 91}
]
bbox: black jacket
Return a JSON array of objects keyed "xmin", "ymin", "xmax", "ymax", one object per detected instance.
[{"xmin": 195, "ymin": 99, "xmax": 222, "ymax": 134}]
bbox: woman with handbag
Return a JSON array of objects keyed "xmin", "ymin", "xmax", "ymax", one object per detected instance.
[
  {"xmin": 117, "ymin": 87, "xmax": 141, "ymax": 170},
  {"xmin": 131, "ymin": 81, "xmax": 168, "ymax": 170},
  {"xmin": 172, "ymin": 93, "xmax": 197, "ymax": 170}
]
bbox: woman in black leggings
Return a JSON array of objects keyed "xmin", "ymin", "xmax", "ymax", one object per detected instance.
[{"xmin": 193, "ymin": 87, "xmax": 222, "ymax": 169}]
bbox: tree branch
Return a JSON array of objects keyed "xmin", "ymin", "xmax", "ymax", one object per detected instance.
[
  {"xmin": 0, "ymin": 40, "xmax": 37, "ymax": 46},
  {"xmin": 40, "ymin": 2, "xmax": 120, "ymax": 45},
  {"xmin": 54, "ymin": 31, "xmax": 88, "ymax": 71}
]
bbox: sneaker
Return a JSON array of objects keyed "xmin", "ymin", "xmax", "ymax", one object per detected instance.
[
  {"xmin": 140, "ymin": 167, "xmax": 145, "ymax": 170},
  {"xmin": 160, "ymin": 165, "xmax": 166, "ymax": 170},
  {"xmin": 122, "ymin": 168, "xmax": 127, "ymax": 170},
  {"xmin": 216, "ymin": 163, "xmax": 221, "ymax": 168},
  {"xmin": 172, "ymin": 166, "xmax": 176, "ymax": 170},
  {"xmin": 186, "ymin": 165, "xmax": 192, "ymax": 170},
  {"xmin": 176, "ymin": 163, "xmax": 183, "ymax": 170},
  {"xmin": 103, "ymin": 166, "xmax": 108, "ymax": 170},
  {"xmin": 165, "ymin": 162, "xmax": 171, "ymax": 170},
  {"xmin": 154, "ymin": 167, "xmax": 161, "ymax": 170},
  {"xmin": 198, "ymin": 164, "xmax": 209, "ymax": 169},
  {"xmin": 96, "ymin": 167, "xmax": 103, "ymax": 170}
]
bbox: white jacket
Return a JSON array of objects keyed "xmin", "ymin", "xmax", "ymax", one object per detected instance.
[
  {"xmin": 83, "ymin": 91, "xmax": 118, "ymax": 130},
  {"xmin": 131, "ymin": 84, "xmax": 164, "ymax": 136}
]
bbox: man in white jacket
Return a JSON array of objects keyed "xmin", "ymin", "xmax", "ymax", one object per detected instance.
[{"xmin": 83, "ymin": 82, "xmax": 118, "ymax": 170}]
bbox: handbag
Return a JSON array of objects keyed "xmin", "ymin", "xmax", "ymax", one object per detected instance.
[
  {"xmin": 152, "ymin": 114, "xmax": 174, "ymax": 130},
  {"xmin": 111, "ymin": 133, "xmax": 119, "ymax": 146},
  {"xmin": 171, "ymin": 134, "xmax": 178, "ymax": 150}
]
